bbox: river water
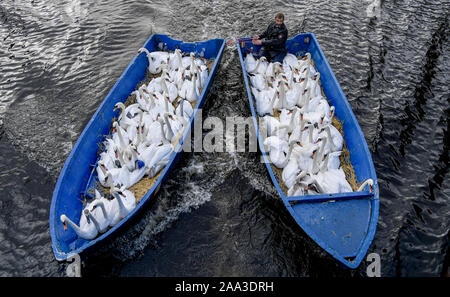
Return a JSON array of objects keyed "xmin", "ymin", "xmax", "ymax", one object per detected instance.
[{"xmin": 0, "ymin": 0, "xmax": 448, "ymax": 277}]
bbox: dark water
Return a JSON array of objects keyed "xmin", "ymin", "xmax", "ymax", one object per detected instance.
[{"xmin": 0, "ymin": 0, "xmax": 448, "ymax": 277}]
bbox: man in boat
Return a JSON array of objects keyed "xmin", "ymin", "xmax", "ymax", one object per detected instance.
[{"xmin": 252, "ymin": 12, "xmax": 288, "ymax": 63}]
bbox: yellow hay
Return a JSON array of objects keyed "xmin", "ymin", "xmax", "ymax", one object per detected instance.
[{"xmin": 128, "ymin": 170, "xmax": 163, "ymax": 203}]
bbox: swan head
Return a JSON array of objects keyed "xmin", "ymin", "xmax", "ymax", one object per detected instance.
[
  {"xmin": 314, "ymin": 135, "xmax": 327, "ymax": 145},
  {"xmin": 112, "ymin": 121, "xmax": 119, "ymax": 131},
  {"xmin": 319, "ymin": 112, "xmax": 326, "ymax": 124},
  {"xmin": 310, "ymin": 145, "xmax": 320, "ymax": 158},
  {"xmin": 288, "ymin": 138, "xmax": 301, "ymax": 147},
  {"xmin": 98, "ymin": 159, "xmax": 105, "ymax": 168},
  {"xmin": 129, "ymin": 143, "xmax": 139, "ymax": 155},
  {"xmin": 302, "ymin": 122, "xmax": 313, "ymax": 132},
  {"xmin": 162, "ymin": 91, "xmax": 169, "ymax": 102},
  {"xmin": 113, "ymin": 145, "xmax": 119, "ymax": 158},
  {"xmin": 137, "ymin": 48, "xmax": 149, "ymax": 56},
  {"xmin": 329, "ymin": 106, "xmax": 335, "ymax": 118},
  {"xmin": 111, "ymin": 186, "xmax": 126, "ymax": 198},
  {"xmin": 60, "ymin": 215, "xmax": 68, "ymax": 230},
  {"xmin": 313, "ymin": 72, "xmax": 320, "ymax": 81},
  {"xmin": 113, "ymin": 102, "xmax": 125, "ymax": 112}
]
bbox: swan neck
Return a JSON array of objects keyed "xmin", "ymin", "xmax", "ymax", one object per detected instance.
[
  {"xmin": 288, "ymin": 109, "xmax": 297, "ymax": 127},
  {"xmin": 114, "ymin": 192, "xmax": 127, "ymax": 216},
  {"xmin": 99, "ymin": 163, "xmax": 107, "ymax": 175},
  {"xmin": 164, "ymin": 93, "xmax": 169, "ymax": 112},
  {"xmin": 160, "ymin": 120, "xmax": 169, "ymax": 144},
  {"xmin": 117, "ymin": 151, "xmax": 125, "ymax": 166},
  {"xmin": 164, "ymin": 114, "xmax": 174, "ymax": 140},
  {"xmin": 326, "ymin": 127, "xmax": 335, "ymax": 151},
  {"xmin": 63, "ymin": 216, "xmax": 81, "ymax": 234},
  {"xmin": 320, "ymin": 154, "xmax": 328, "ymax": 173},
  {"xmin": 312, "ymin": 179, "xmax": 325, "ymax": 193},
  {"xmin": 117, "ymin": 126, "xmax": 126, "ymax": 147},
  {"xmin": 308, "ymin": 125, "xmax": 313, "ymax": 144},
  {"xmin": 254, "ymin": 58, "xmax": 261, "ymax": 71},
  {"xmin": 96, "ymin": 201, "xmax": 108, "ymax": 218},
  {"xmin": 180, "ymin": 100, "xmax": 184, "ymax": 118},
  {"xmin": 87, "ymin": 211, "xmax": 101, "ymax": 231},
  {"xmin": 319, "ymin": 137, "xmax": 327, "ymax": 156}
]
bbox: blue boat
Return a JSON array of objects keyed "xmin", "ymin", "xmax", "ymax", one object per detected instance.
[
  {"xmin": 50, "ymin": 34, "xmax": 225, "ymax": 261},
  {"xmin": 236, "ymin": 33, "xmax": 379, "ymax": 268}
]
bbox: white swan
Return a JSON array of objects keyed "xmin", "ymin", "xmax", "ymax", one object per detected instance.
[
  {"xmin": 111, "ymin": 121, "xmax": 130, "ymax": 149},
  {"xmin": 260, "ymin": 116, "xmax": 288, "ymax": 141},
  {"xmin": 265, "ymin": 61, "xmax": 282, "ymax": 78},
  {"xmin": 60, "ymin": 209, "xmax": 99, "ymax": 240},
  {"xmin": 164, "ymin": 112, "xmax": 184, "ymax": 142},
  {"xmin": 318, "ymin": 124, "xmax": 343, "ymax": 152},
  {"xmin": 263, "ymin": 137, "xmax": 298, "ymax": 169},
  {"xmin": 255, "ymin": 56, "xmax": 268, "ymax": 75},
  {"xmin": 287, "ymin": 171, "xmax": 308, "ymax": 196},
  {"xmin": 249, "ymin": 73, "xmax": 267, "ymax": 91},
  {"xmin": 176, "ymin": 99, "xmax": 193, "ymax": 124},
  {"xmin": 282, "ymin": 148, "xmax": 307, "ymax": 189},
  {"xmin": 97, "ymin": 159, "xmax": 130, "ymax": 188},
  {"xmin": 108, "ymin": 186, "xmax": 136, "ymax": 226},
  {"xmin": 113, "ymin": 102, "xmax": 141, "ymax": 131},
  {"xmin": 89, "ymin": 191, "xmax": 113, "ymax": 233},
  {"xmin": 138, "ymin": 48, "xmax": 164, "ymax": 74},
  {"xmin": 146, "ymin": 143, "xmax": 174, "ymax": 177},
  {"xmin": 160, "ymin": 74, "xmax": 178, "ymax": 103},
  {"xmin": 273, "ymin": 81, "xmax": 291, "ymax": 110},
  {"xmin": 252, "ymin": 86, "xmax": 276, "ymax": 117},
  {"xmin": 283, "ymin": 53, "xmax": 299, "ymax": 70}
]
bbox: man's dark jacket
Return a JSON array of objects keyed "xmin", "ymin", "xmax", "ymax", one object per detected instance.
[{"xmin": 259, "ymin": 21, "xmax": 288, "ymax": 53}]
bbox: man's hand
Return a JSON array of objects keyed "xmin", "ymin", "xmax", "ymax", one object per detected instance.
[{"xmin": 252, "ymin": 39, "xmax": 262, "ymax": 45}]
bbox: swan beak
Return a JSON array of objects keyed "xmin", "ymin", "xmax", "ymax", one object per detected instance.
[
  {"xmin": 113, "ymin": 106, "xmax": 118, "ymax": 111},
  {"xmin": 369, "ymin": 185, "xmax": 373, "ymax": 193},
  {"xmin": 63, "ymin": 222, "xmax": 67, "ymax": 231}
]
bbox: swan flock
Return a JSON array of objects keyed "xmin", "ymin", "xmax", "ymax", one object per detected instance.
[
  {"xmin": 61, "ymin": 48, "xmax": 210, "ymax": 240},
  {"xmin": 245, "ymin": 51, "xmax": 373, "ymax": 197}
]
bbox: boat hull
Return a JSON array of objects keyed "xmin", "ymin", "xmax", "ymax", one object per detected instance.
[
  {"xmin": 236, "ymin": 33, "xmax": 379, "ymax": 268},
  {"xmin": 50, "ymin": 34, "xmax": 225, "ymax": 261}
]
